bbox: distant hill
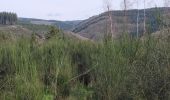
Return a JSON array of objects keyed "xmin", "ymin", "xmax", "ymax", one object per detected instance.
[
  {"xmin": 15, "ymin": 7, "xmax": 170, "ymax": 41},
  {"xmin": 72, "ymin": 7, "xmax": 170, "ymax": 41},
  {"xmin": 18, "ymin": 18, "xmax": 82, "ymax": 31}
]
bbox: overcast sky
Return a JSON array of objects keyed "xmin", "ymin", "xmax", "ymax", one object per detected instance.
[{"xmin": 0, "ymin": 0, "xmax": 165, "ymax": 21}]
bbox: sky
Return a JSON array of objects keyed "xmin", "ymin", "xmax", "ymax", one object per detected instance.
[{"xmin": 0, "ymin": 0, "xmax": 165, "ymax": 21}]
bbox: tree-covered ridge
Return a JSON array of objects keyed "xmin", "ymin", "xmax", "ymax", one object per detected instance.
[{"xmin": 0, "ymin": 12, "xmax": 17, "ymax": 25}]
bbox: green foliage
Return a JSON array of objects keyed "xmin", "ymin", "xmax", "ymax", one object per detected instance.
[
  {"xmin": 0, "ymin": 32, "xmax": 12, "ymax": 41},
  {"xmin": 45, "ymin": 26, "xmax": 61, "ymax": 39},
  {"xmin": 19, "ymin": 23, "xmax": 51, "ymax": 33},
  {"xmin": 0, "ymin": 31, "xmax": 170, "ymax": 100}
]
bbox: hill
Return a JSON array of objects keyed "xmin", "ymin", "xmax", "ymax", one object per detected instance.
[
  {"xmin": 18, "ymin": 18, "xmax": 81, "ymax": 31},
  {"xmin": 0, "ymin": 24, "xmax": 88, "ymax": 42},
  {"xmin": 0, "ymin": 25, "xmax": 32, "ymax": 37},
  {"xmin": 73, "ymin": 7, "xmax": 170, "ymax": 40},
  {"xmin": 2, "ymin": 7, "xmax": 170, "ymax": 41}
]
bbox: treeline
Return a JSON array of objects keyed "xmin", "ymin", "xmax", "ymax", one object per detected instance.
[{"xmin": 0, "ymin": 12, "xmax": 17, "ymax": 25}]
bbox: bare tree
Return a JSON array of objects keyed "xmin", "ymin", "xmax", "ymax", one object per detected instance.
[
  {"xmin": 103, "ymin": 0, "xmax": 114, "ymax": 38},
  {"xmin": 121, "ymin": 0, "xmax": 134, "ymax": 11},
  {"xmin": 143, "ymin": 0, "xmax": 152, "ymax": 34},
  {"xmin": 121, "ymin": 0, "xmax": 134, "ymax": 34},
  {"xmin": 123, "ymin": 0, "xmax": 128, "ymax": 33},
  {"xmin": 136, "ymin": 0, "xmax": 139, "ymax": 38},
  {"xmin": 123, "ymin": 0, "xmax": 127, "ymax": 16},
  {"xmin": 163, "ymin": 0, "xmax": 170, "ymax": 28},
  {"xmin": 143, "ymin": 0, "xmax": 155, "ymax": 34},
  {"xmin": 143, "ymin": 0, "xmax": 146, "ymax": 35}
]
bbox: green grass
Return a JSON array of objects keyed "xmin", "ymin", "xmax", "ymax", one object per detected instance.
[{"xmin": 0, "ymin": 32, "xmax": 170, "ymax": 100}]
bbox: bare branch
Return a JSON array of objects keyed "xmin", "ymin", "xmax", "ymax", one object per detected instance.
[
  {"xmin": 136, "ymin": 0, "xmax": 140, "ymax": 38},
  {"xmin": 103, "ymin": 0, "xmax": 114, "ymax": 38},
  {"xmin": 121, "ymin": 0, "xmax": 134, "ymax": 34},
  {"xmin": 143, "ymin": 0, "xmax": 146, "ymax": 35}
]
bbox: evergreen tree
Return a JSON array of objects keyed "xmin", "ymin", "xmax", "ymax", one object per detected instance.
[{"xmin": 0, "ymin": 12, "xmax": 17, "ymax": 25}]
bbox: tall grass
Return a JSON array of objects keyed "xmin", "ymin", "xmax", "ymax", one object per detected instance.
[{"xmin": 0, "ymin": 32, "xmax": 170, "ymax": 100}]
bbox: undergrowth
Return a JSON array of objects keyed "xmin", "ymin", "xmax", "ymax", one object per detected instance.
[{"xmin": 0, "ymin": 32, "xmax": 170, "ymax": 100}]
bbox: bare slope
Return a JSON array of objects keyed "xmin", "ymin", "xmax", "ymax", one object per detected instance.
[{"xmin": 73, "ymin": 7, "xmax": 170, "ymax": 40}]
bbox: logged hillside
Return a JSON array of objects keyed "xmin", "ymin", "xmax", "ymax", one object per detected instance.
[
  {"xmin": 0, "ymin": 24, "xmax": 89, "ymax": 42},
  {"xmin": 18, "ymin": 18, "xmax": 81, "ymax": 31},
  {"xmin": 0, "ymin": 25, "xmax": 32, "ymax": 36},
  {"xmin": 73, "ymin": 7, "xmax": 170, "ymax": 40}
]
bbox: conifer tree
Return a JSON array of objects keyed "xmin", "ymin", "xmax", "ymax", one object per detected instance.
[{"xmin": 0, "ymin": 12, "xmax": 17, "ymax": 25}]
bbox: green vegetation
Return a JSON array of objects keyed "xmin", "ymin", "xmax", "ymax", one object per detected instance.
[
  {"xmin": 19, "ymin": 23, "xmax": 51, "ymax": 34},
  {"xmin": 0, "ymin": 30, "xmax": 170, "ymax": 100},
  {"xmin": 0, "ymin": 12, "xmax": 17, "ymax": 25}
]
